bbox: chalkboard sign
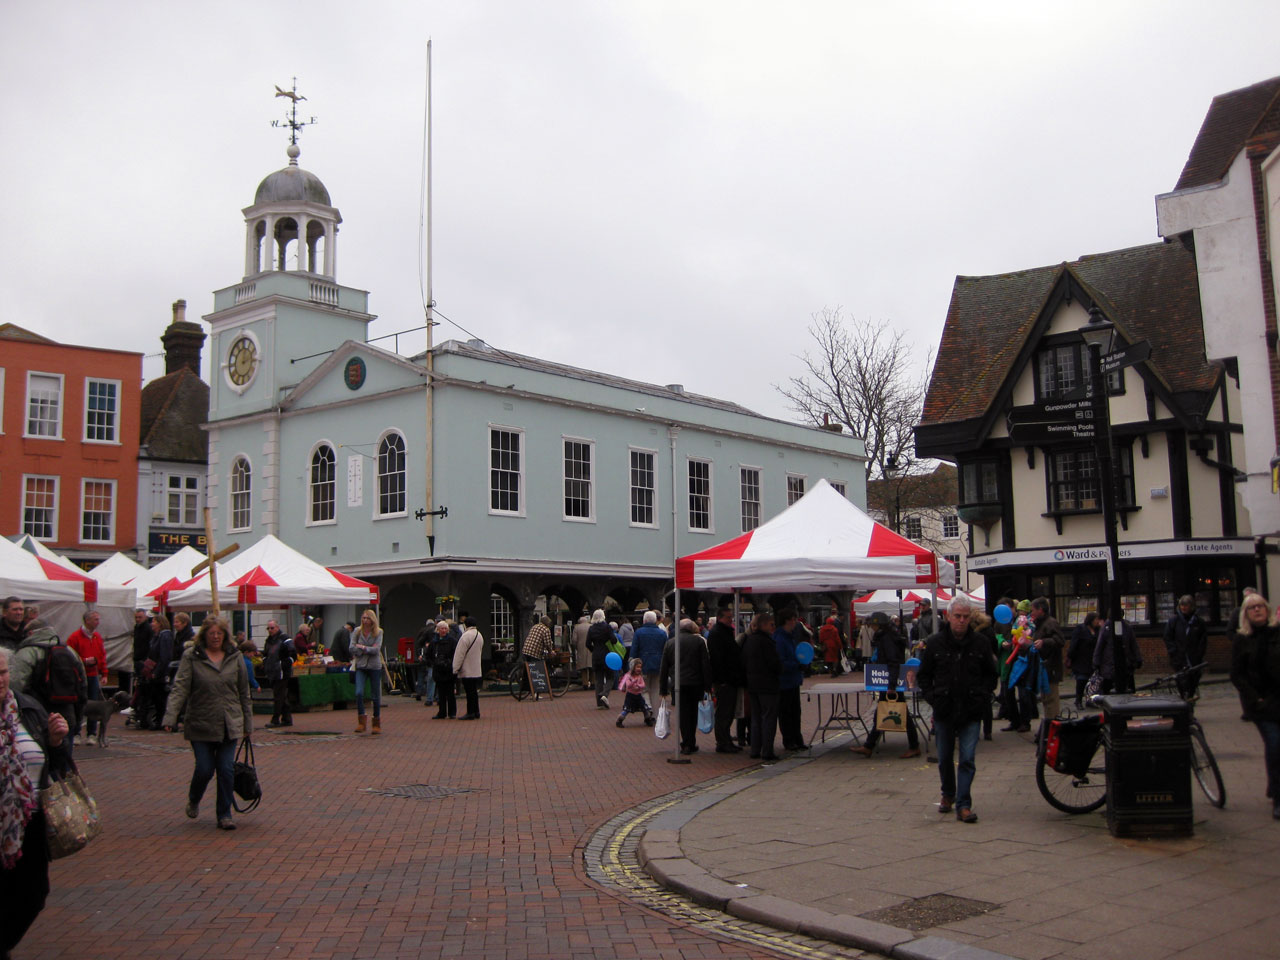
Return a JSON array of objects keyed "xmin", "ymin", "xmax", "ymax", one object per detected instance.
[{"xmin": 525, "ymin": 659, "xmax": 552, "ymax": 697}]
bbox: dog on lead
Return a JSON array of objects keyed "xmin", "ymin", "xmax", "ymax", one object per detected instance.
[{"xmin": 77, "ymin": 690, "xmax": 134, "ymax": 747}]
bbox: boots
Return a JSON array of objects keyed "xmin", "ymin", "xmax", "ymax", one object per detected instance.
[
  {"xmin": 355, "ymin": 715, "xmax": 367, "ymax": 734},
  {"xmin": 372, "ymin": 716, "xmax": 381, "ymax": 735},
  {"xmin": 616, "ymin": 712, "xmax": 626, "ymax": 728}
]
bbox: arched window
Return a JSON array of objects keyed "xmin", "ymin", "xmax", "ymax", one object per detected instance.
[
  {"xmin": 230, "ymin": 456, "xmax": 252, "ymax": 531},
  {"xmin": 310, "ymin": 444, "xmax": 336, "ymax": 523},
  {"xmin": 377, "ymin": 432, "xmax": 406, "ymax": 517}
]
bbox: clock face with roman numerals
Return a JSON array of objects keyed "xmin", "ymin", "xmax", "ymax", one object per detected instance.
[{"xmin": 227, "ymin": 334, "xmax": 259, "ymax": 388}]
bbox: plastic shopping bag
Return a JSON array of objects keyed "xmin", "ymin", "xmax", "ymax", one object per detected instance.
[
  {"xmin": 697, "ymin": 696, "xmax": 714, "ymax": 734},
  {"xmin": 654, "ymin": 699, "xmax": 670, "ymax": 739}
]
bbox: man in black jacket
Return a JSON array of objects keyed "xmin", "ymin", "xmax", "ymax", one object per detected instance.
[
  {"xmin": 706, "ymin": 607, "xmax": 744, "ymax": 753},
  {"xmin": 263, "ymin": 620, "xmax": 295, "ymax": 728},
  {"xmin": 126, "ymin": 609, "xmax": 153, "ymax": 696},
  {"xmin": 1164, "ymin": 595, "xmax": 1207, "ymax": 698},
  {"xmin": 660, "ymin": 619, "xmax": 713, "ymax": 755},
  {"xmin": 918, "ymin": 597, "xmax": 998, "ymax": 823},
  {"xmin": 741, "ymin": 612, "xmax": 781, "ymax": 763},
  {"xmin": 1030, "ymin": 597, "xmax": 1065, "ymax": 721}
]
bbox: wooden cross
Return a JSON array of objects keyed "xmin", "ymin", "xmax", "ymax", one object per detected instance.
[{"xmin": 191, "ymin": 508, "xmax": 239, "ymax": 619}]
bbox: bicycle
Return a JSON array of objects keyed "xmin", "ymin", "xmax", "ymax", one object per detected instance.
[
  {"xmin": 507, "ymin": 651, "xmax": 574, "ymax": 700},
  {"xmin": 1135, "ymin": 664, "xmax": 1226, "ymax": 809},
  {"xmin": 1034, "ymin": 664, "xmax": 1225, "ymax": 814}
]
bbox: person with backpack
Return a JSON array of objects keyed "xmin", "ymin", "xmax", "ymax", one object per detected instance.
[{"xmin": 8, "ymin": 621, "xmax": 88, "ymax": 761}]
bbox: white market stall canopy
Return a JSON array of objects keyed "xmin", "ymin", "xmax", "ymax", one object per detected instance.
[
  {"xmin": 675, "ymin": 479, "xmax": 955, "ymax": 593},
  {"xmin": 166, "ymin": 535, "xmax": 379, "ymax": 609},
  {"xmin": 130, "ymin": 545, "xmax": 210, "ymax": 603},
  {"xmin": 5, "ymin": 536, "xmax": 137, "ymax": 610},
  {"xmin": 854, "ymin": 588, "xmax": 954, "ymax": 616},
  {"xmin": 90, "ymin": 552, "xmax": 149, "ymax": 588},
  {"xmin": 0, "ymin": 535, "xmax": 107, "ymax": 603}
]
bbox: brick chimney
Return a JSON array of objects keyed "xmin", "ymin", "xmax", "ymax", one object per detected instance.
[{"xmin": 161, "ymin": 299, "xmax": 205, "ymax": 377}]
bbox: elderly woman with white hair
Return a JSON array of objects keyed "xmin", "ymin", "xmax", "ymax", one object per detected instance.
[
  {"xmin": 586, "ymin": 610, "xmax": 617, "ymax": 709},
  {"xmin": 629, "ymin": 610, "xmax": 668, "ymax": 711}
]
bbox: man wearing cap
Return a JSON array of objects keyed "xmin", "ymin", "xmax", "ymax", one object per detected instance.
[{"xmin": 1163, "ymin": 595, "xmax": 1207, "ymax": 698}]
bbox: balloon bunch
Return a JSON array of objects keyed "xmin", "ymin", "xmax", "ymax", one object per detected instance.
[{"xmin": 1004, "ymin": 617, "xmax": 1032, "ymax": 665}]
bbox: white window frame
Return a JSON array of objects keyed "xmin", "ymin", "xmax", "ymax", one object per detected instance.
[
  {"xmin": 904, "ymin": 515, "xmax": 923, "ymax": 541},
  {"xmin": 83, "ymin": 377, "xmax": 121, "ymax": 444},
  {"xmin": 944, "ymin": 553, "xmax": 961, "ymax": 573},
  {"xmin": 942, "ymin": 514, "xmax": 960, "ymax": 539},
  {"xmin": 628, "ymin": 447, "xmax": 658, "ymax": 529},
  {"xmin": 229, "ymin": 455, "xmax": 252, "ymax": 533},
  {"xmin": 308, "ymin": 441, "xmax": 338, "ymax": 526},
  {"xmin": 167, "ymin": 474, "xmax": 201, "ymax": 527},
  {"xmin": 687, "ymin": 457, "xmax": 714, "ymax": 533},
  {"xmin": 21, "ymin": 474, "xmax": 59, "ymax": 541},
  {"xmin": 374, "ymin": 429, "xmax": 408, "ymax": 519},
  {"xmin": 488, "ymin": 425, "xmax": 526, "ymax": 517},
  {"xmin": 24, "ymin": 372, "xmax": 64, "ymax": 439},
  {"xmin": 562, "ymin": 436, "xmax": 595, "ymax": 523},
  {"xmin": 786, "ymin": 473, "xmax": 807, "ymax": 506},
  {"xmin": 80, "ymin": 478, "xmax": 116, "ymax": 544},
  {"xmin": 490, "ymin": 594, "xmax": 515, "ymax": 642},
  {"xmin": 828, "ymin": 479, "xmax": 847, "ymax": 497},
  {"xmin": 739, "ymin": 465, "xmax": 762, "ymax": 533}
]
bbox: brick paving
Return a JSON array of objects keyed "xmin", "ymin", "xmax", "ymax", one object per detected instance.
[{"xmin": 23, "ymin": 687, "xmax": 783, "ymax": 960}]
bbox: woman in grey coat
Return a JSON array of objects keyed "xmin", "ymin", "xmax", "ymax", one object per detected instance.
[
  {"xmin": 351, "ymin": 609, "xmax": 385, "ymax": 735},
  {"xmin": 163, "ymin": 616, "xmax": 253, "ymax": 830}
]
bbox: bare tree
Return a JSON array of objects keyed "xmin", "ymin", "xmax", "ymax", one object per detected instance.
[{"xmin": 777, "ymin": 307, "xmax": 930, "ymax": 480}]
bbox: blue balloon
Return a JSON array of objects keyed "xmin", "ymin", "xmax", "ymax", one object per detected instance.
[
  {"xmin": 605, "ymin": 651, "xmax": 623, "ymax": 671},
  {"xmin": 994, "ymin": 603, "xmax": 1013, "ymax": 625},
  {"xmin": 795, "ymin": 641, "xmax": 814, "ymax": 665}
]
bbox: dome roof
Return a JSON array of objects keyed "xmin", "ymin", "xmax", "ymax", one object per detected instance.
[{"xmin": 254, "ymin": 164, "xmax": 332, "ymax": 207}]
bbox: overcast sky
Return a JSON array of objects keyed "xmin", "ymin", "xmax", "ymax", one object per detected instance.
[{"xmin": 3, "ymin": 1, "xmax": 1278, "ymax": 424}]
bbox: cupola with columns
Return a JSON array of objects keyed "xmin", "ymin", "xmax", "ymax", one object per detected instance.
[{"xmin": 241, "ymin": 141, "xmax": 342, "ymax": 279}]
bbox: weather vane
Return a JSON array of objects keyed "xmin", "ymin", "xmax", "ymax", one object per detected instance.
[{"xmin": 271, "ymin": 78, "xmax": 317, "ymax": 147}]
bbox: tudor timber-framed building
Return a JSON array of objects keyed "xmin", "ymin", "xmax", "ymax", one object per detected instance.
[{"xmin": 915, "ymin": 240, "xmax": 1254, "ymax": 642}]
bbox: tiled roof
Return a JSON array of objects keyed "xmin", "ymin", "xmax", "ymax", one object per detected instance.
[
  {"xmin": 1174, "ymin": 76, "xmax": 1280, "ymax": 191},
  {"xmin": 140, "ymin": 368, "xmax": 209, "ymax": 462},
  {"xmin": 0, "ymin": 323, "xmax": 57, "ymax": 344},
  {"xmin": 921, "ymin": 240, "xmax": 1213, "ymax": 427}
]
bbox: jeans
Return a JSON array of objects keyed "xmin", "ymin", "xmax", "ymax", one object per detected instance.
[
  {"xmin": 84, "ymin": 676, "xmax": 103, "ymax": 735},
  {"xmin": 748, "ymin": 691, "xmax": 780, "ymax": 759},
  {"xmin": 354, "ymin": 668, "xmax": 381, "ymax": 718},
  {"xmin": 933, "ymin": 718, "xmax": 981, "ymax": 809},
  {"xmin": 1254, "ymin": 719, "xmax": 1280, "ymax": 800},
  {"xmin": 190, "ymin": 738, "xmax": 237, "ymax": 820}
]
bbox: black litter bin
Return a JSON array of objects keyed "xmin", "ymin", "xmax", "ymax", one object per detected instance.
[{"xmin": 1096, "ymin": 694, "xmax": 1192, "ymax": 837}]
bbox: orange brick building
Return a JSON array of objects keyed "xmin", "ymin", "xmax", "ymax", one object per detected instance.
[{"xmin": 0, "ymin": 324, "xmax": 142, "ymax": 565}]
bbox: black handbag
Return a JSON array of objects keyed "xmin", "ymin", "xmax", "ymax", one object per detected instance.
[{"xmin": 232, "ymin": 739, "xmax": 261, "ymax": 813}]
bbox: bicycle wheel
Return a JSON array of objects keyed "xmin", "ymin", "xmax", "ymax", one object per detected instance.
[
  {"xmin": 548, "ymin": 658, "xmax": 573, "ymax": 698},
  {"xmin": 1190, "ymin": 724, "xmax": 1226, "ymax": 808},
  {"xmin": 508, "ymin": 663, "xmax": 530, "ymax": 701},
  {"xmin": 1035, "ymin": 738, "xmax": 1107, "ymax": 814}
]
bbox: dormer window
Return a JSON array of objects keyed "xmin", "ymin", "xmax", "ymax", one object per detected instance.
[{"xmin": 1035, "ymin": 342, "xmax": 1122, "ymax": 401}]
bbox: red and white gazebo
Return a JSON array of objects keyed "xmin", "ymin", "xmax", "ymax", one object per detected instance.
[
  {"xmin": 166, "ymin": 535, "xmax": 379, "ymax": 609},
  {"xmin": 676, "ymin": 479, "xmax": 954, "ymax": 593}
]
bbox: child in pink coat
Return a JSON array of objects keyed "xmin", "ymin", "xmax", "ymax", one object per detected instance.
[{"xmin": 616, "ymin": 658, "xmax": 654, "ymax": 727}]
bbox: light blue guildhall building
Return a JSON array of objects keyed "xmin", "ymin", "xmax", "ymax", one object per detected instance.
[{"xmin": 202, "ymin": 143, "xmax": 867, "ymax": 650}]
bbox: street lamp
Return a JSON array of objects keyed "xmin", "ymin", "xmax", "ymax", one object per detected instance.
[
  {"xmin": 885, "ymin": 455, "xmax": 905, "ymax": 621},
  {"xmin": 1079, "ymin": 306, "xmax": 1123, "ymax": 627}
]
